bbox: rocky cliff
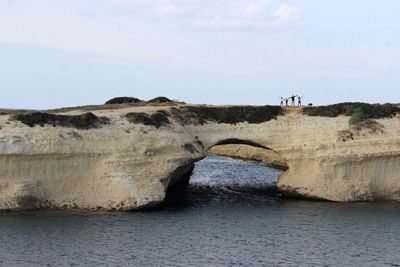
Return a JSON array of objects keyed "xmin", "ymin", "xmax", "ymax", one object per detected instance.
[{"xmin": 0, "ymin": 102, "xmax": 399, "ymax": 210}]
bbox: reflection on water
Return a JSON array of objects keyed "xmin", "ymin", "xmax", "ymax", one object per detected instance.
[{"xmin": 1, "ymin": 156, "xmax": 400, "ymax": 266}]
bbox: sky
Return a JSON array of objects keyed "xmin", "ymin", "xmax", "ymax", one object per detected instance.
[{"xmin": 0, "ymin": 0, "xmax": 399, "ymax": 109}]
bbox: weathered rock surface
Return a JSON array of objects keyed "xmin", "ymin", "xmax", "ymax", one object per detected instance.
[
  {"xmin": 209, "ymin": 144, "xmax": 288, "ymax": 170},
  {"xmin": 0, "ymin": 104, "xmax": 399, "ymax": 210}
]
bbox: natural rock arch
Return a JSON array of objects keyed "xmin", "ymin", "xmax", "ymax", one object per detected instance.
[
  {"xmin": 208, "ymin": 142, "xmax": 288, "ymax": 170},
  {"xmin": 166, "ymin": 138, "xmax": 289, "ymax": 193}
]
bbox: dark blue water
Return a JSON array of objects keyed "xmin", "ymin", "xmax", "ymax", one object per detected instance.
[{"xmin": 1, "ymin": 156, "xmax": 400, "ymax": 267}]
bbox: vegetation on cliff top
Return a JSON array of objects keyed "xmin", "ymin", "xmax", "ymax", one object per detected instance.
[
  {"xmin": 148, "ymin": 97, "xmax": 173, "ymax": 103},
  {"xmin": 105, "ymin": 97, "xmax": 144, "ymax": 105},
  {"xmin": 125, "ymin": 106, "xmax": 282, "ymax": 127},
  {"xmin": 104, "ymin": 96, "xmax": 175, "ymax": 106},
  {"xmin": 172, "ymin": 105, "xmax": 283, "ymax": 125},
  {"xmin": 10, "ymin": 112, "xmax": 109, "ymax": 129},
  {"xmin": 303, "ymin": 103, "xmax": 400, "ymax": 124},
  {"xmin": 125, "ymin": 110, "xmax": 171, "ymax": 128}
]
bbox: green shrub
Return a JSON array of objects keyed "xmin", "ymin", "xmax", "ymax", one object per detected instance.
[
  {"xmin": 125, "ymin": 111, "xmax": 170, "ymax": 128},
  {"xmin": 125, "ymin": 112, "xmax": 151, "ymax": 125},
  {"xmin": 148, "ymin": 97, "xmax": 173, "ymax": 103},
  {"xmin": 172, "ymin": 105, "xmax": 283, "ymax": 125},
  {"xmin": 156, "ymin": 110, "xmax": 171, "ymax": 117},
  {"xmin": 105, "ymin": 97, "xmax": 143, "ymax": 105},
  {"xmin": 150, "ymin": 112, "xmax": 170, "ymax": 127},
  {"xmin": 348, "ymin": 108, "xmax": 369, "ymax": 125},
  {"xmin": 303, "ymin": 102, "xmax": 363, "ymax": 117},
  {"xmin": 11, "ymin": 112, "xmax": 109, "ymax": 129},
  {"xmin": 303, "ymin": 102, "xmax": 400, "ymax": 125}
]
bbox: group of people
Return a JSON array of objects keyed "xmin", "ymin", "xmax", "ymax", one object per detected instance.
[{"xmin": 280, "ymin": 95, "xmax": 302, "ymax": 107}]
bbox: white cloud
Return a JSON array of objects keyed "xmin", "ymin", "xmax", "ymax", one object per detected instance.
[
  {"xmin": 109, "ymin": 0, "xmax": 302, "ymax": 28},
  {"xmin": 272, "ymin": 4, "xmax": 303, "ymax": 26},
  {"xmin": 233, "ymin": 0, "xmax": 272, "ymax": 17},
  {"xmin": 110, "ymin": 0, "xmax": 200, "ymax": 16},
  {"xmin": 193, "ymin": 1, "xmax": 303, "ymax": 29}
]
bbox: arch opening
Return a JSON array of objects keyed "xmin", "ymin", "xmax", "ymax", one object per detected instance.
[{"xmin": 164, "ymin": 139, "xmax": 289, "ymax": 208}]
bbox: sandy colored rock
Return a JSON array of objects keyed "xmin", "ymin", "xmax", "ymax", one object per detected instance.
[
  {"xmin": 209, "ymin": 144, "xmax": 288, "ymax": 170},
  {"xmin": 0, "ymin": 104, "xmax": 400, "ymax": 210}
]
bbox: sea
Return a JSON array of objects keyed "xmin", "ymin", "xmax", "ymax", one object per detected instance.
[{"xmin": 0, "ymin": 156, "xmax": 399, "ymax": 267}]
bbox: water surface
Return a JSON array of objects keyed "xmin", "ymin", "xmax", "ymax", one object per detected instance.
[{"xmin": 1, "ymin": 156, "xmax": 399, "ymax": 266}]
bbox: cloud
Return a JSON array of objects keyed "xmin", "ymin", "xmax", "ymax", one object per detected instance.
[
  {"xmin": 193, "ymin": 1, "xmax": 303, "ymax": 29},
  {"xmin": 109, "ymin": 0, "xmax": 302, "ymax": 28},
  {"xmin": 272, "ymin": 4, "xmax": 303, "ymax": 26},
  {"xmin": 110, "ymin": 0, "xmax": 200, "ymax": 16},
  {"xmin": 0, "ymin": 0, "xmax": 305, "ymax": 76},
  {"xmin": 232, "ymin": 0, "xmax": 272, "ymax": 17}
]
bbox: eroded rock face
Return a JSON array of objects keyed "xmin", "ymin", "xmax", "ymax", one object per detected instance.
[
  {"xmin": 0, "ymin": 104, "xmax": 399, "ymax": 210},
  {"xmin": 208, "ymin": 144, "xmax": 288, "ymax": 170}
]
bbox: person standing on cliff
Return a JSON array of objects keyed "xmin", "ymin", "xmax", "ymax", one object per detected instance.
[
  {"xmin": 290, "ymin": 95, "xmax": 296, "ymax": 106},
  {"xmin": 280, "ymin": 97, "xmax": 284, "ymax": 106},
  {"xmin": 285, "ymin": 98, "xmax": 289, "ymax": 106},
  {"xmin": 297, "ymin": 95, "xmax": 302, "ymax": 106}
]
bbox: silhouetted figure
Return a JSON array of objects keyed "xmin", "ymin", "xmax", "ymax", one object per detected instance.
[
  {"xmin": 285, "ymin": 98, "xmax": 289, "ymax": 106},
  {"xmin": 280, "ymin": 97, "xmax": 284, "ymax": 106},
  {"xmin": 297, "ymin": 95, "xmax": 302, "ymax": 106},
  {"xmin": 290, "ymin": 95, "xmax": 296, "ymax": 106}
]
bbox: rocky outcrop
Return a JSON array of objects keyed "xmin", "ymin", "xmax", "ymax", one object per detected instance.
[{"xmin": 0, "ymin": 103, "xmax": 399, "ymax": 210}]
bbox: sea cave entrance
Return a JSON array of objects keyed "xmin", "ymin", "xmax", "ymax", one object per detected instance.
[{"xmin": 164, "ymin": 140, "xmax": 289, "ymax": 207}]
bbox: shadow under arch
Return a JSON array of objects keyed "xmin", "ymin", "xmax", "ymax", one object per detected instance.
[{"xmin": 212, "ymin": 138, "xmax": 270, "ymax": 150}]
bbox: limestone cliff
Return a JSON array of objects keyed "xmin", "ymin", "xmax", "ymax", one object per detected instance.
[{"xmin": 0, "ymin": 103, "xmax": 399, "ymax": 210}]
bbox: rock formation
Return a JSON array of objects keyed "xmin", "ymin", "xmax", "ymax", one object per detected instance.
[
  {"xmin": 0, "ymin": 102, "xmax": 399, "ymax": 210},
  {"xmin": 208, "ymin": 144, "xmax": 288, "ymax": 170}
]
